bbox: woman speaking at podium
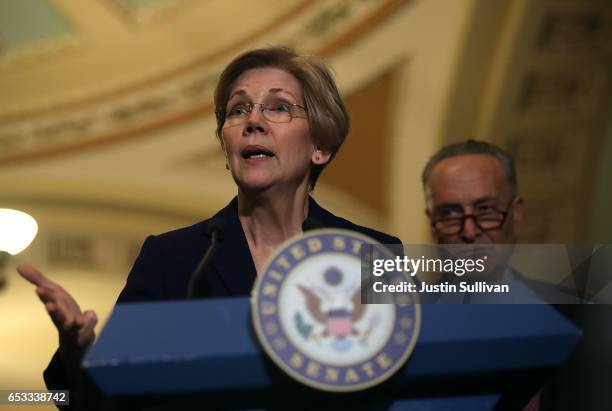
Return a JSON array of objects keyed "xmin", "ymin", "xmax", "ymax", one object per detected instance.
[{"xmin": 18, "ymin": 47, "xmax": 400, "ymax": 408}]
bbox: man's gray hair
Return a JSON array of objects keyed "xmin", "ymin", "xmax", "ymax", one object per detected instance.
[{"xmin": 421, "ymin": 139, "xmax": 517, "ymax": 198}]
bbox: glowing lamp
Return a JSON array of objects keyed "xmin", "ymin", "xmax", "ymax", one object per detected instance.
[{"xmin": 0, "ymin": 208, "xmax": 38, "ymax": 255}]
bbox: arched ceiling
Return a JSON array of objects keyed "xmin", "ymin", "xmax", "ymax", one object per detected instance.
[
  {"xmin": 0, "ymin": 0, "xmax": 610, "ymax": 248},
  {"xmin": 0, "ymin": 0, "xmax": 407, "ymax": 163}
]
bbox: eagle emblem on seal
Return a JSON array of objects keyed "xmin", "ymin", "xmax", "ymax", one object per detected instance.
[{"xmin": 295, "ymin": 267, "xmax": 378, "ymax": 352}]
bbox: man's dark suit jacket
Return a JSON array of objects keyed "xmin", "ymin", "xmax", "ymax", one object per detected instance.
[{"xmin": 43, "ymin": 196, "xmax": 402, "ymax": 409}]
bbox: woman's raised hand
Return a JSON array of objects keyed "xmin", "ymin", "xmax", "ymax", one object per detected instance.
[{"xmin": 17, "ymin": 264, "xmax": 97, "ymax": 373}]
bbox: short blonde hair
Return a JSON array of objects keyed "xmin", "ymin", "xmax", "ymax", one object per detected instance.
[{"xmin": 214, "ymin": 46, "xmax": 349, "ymax": 190}]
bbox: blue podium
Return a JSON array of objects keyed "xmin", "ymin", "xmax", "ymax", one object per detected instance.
[{"xmin": 83, "ymin": 299, "xmax": 580, "ymax": 410}]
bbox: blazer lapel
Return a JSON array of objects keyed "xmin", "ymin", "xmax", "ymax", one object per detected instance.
[
  {"xmin": 308, "ymin": 196, "xmax": 337, "ymax": 227},
  {"xmin": 208, "ymin": 198, "xmax": 257, "ymax": 296},
  {"xmin": 205, "ymin": 196, "xmax": 336, "ymax": 296}
]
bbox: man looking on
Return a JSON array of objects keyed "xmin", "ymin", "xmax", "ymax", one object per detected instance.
[
  {"xmin": 420, "ymin": 139, "xmax": 611, "ymax": 411},
  {"xmin": 422, "ymin": 139, "xmax": 523, "ymax": 247},
  {"xmin": 420, "ymin": 140, "xmax": 533, "ymax": 301}
]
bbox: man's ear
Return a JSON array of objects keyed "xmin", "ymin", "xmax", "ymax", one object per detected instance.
[
  {"xmin": 312, "ymin": 148, "xmax": 332, "ymax": 165},
  {"xmin": 511, "ymin": 197, "xmax": 525, "ymax": 238}
]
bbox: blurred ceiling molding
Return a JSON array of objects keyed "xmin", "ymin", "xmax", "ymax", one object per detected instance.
[{"xmin": 0, "ymin": 0, "xmax": 410, "ymax": 166}]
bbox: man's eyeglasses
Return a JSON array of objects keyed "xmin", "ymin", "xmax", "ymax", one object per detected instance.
[
  {"xmin": 221, "ymin": 100, "xmax": 307, "ymax": 126},
  {"xmin": 430, "ymin": 199, "xmax": 515, "ymax": 236}
]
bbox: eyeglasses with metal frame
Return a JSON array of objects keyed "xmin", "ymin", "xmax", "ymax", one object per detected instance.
[{"xmin": 221, "ymin": 100, "xmax": 307, "ymax": 126}]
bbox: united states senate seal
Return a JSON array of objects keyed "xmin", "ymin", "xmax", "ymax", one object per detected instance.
[{"xmin": 252, "ymin": 229, "xmax": 420, "ymax": 392}]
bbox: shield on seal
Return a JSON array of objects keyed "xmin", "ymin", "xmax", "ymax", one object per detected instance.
[{"xmin": 326, "ymin": 309, "xmax": 352, "ymax": 338}]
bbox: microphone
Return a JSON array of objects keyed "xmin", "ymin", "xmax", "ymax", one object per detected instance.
[
  {"xmin": 187, "ymin": 214, "xmax": 226, "ymax": 299},
  {"xmin": 302, "ymin": 217, "xmax": 325, "ymax": 232}
]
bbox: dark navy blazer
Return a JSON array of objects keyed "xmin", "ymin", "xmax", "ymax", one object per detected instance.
[
  {"xmin": 43, "ymin": 196, "xmax": 402, "ymax": 407},
  {"xmin": 118, "ymin": 196, "xmax": 401, "ymax": 301}
]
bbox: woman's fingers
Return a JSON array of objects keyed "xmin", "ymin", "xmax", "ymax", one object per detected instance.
[
  {"xmin": 76, "ymin": 310, "xmax": 98, "ymax": 346},
  {"xmin": 81, "ymin": 310, "xmax": 97, "ymax": 327},
  {"xmin": 17, "ymin": 264, "xmax": 54, "ymax": 288},
  {"xmin": 35, "ymin": 286, "xmax": 64, "ymax": 305},
  {"xmin": 20, "ymin": 265, "xmax": 70, "ymax": 299},
  {"xmin": 34, "ymin": 282, "xmax": 86, "ymax": 338},
  {"xmin": 60, "ymin": 311, "xmax": 97, "ymax": 349},
  {"xmin": 49, "ymin": 303, "xmax": 74, "ymax": 331},
  {"xmin": 35, "ymin": 287, "xmax": 75, "ymax": 328},
  {"xmin": 20, "ymin": 263, "xmax": 96, "ymax": 349}
]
